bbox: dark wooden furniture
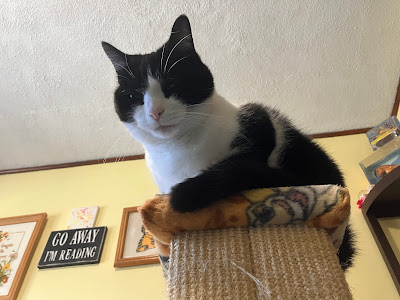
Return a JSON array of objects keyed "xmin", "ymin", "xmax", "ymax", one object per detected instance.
[{"xmin": 362, "ymin": 166, "xmax": 400, "ymax": 294}]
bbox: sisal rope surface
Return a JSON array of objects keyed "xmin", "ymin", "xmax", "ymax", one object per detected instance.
[
  {"xmin": 167, "ymin": 227, "xmax": 258, "ymax": 299},
  {"xmin": 167, "ymin": 225, "xmax": 352, "ymax": 300}
]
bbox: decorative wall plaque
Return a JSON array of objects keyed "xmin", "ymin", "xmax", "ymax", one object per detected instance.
[{"xmin": 38, "ymin": 226, "xmax": 107, "ymax": 269}]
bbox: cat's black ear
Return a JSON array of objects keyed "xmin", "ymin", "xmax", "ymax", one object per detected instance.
[
  {"xmin": 102, "ymin": 41, "xmax": 127, "ymax": 72},
  {"xmin": 169, "ymin": 15, "xmax": 194, "ymax": 50}
]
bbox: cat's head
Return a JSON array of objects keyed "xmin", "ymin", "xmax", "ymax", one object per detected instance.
[{"xmin": 102, "ymin": 15, "xmax": 214, "ymax": 143}]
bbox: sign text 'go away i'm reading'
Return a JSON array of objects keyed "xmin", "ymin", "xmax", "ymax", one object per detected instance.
[{"xmin": 38, "ymin": 227, "xmax": 107, "ymax": 269}]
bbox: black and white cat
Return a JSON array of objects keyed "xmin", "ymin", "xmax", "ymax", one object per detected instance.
[{"xmin": 102, "ymin": 15, "xmax": 355, "ymax": 269}]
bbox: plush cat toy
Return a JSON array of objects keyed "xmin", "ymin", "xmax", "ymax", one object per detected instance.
[{"xmin": 139, "ymin": 185, "xmax": 350, "ymax": 258}]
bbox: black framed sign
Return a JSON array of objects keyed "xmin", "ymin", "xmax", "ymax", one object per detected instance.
[{"xmin": 38, "ymin": 226, "xmax": 107, "ymax": 269}]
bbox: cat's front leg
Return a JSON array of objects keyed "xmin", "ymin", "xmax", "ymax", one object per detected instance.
[
  {"xmin": 169, "ymin": 175, "xmax": 221, "ymax": 212},
  {"xmin": 170, "ymin": 156, "xmax": 297, "ymax": 212}
]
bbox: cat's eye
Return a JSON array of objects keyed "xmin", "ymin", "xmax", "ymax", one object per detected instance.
[{"xmin": 129, "ymin": 94, "xmax": 133, "ymax": 99}]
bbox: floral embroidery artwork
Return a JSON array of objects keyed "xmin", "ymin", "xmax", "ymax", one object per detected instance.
[
  {"xmin": 0, "ymin": 231, "xmax": 12, "ymax": 286},
  {"xmin": 0, "ymin": 222, "xmax": 36, "ymax": 297},
  {"xmin": 0, "ymin": 231, "xmax": 23, "ymax": 289}
]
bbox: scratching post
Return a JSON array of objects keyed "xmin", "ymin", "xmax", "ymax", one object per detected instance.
[
  {"xmin": 139, "ymin": 185, "xmax": 353, "ymax": 299},
  {"xmin": 167, "ymin": 226, "xmax": 352, "ymax": 300}
]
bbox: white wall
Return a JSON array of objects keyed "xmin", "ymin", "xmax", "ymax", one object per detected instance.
[{"xmin": 1, "ymin": 0, "xmax": 400, "ymax": 169}]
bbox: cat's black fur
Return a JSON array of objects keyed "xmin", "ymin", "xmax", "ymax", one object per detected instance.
[
  {"xmin": 172, "ymin": 103, "xmax": 346, "ymax": 211},
  {"xmin": 103, "ymin": 15, "xmax": 355, "ymax": 270},
  {"xmin": 102, "ymin": 16, "xmax": 213, "ymax": 123},
  {"xmin": 170, "ymin": 101, "xmax": 355, "ymax": 270}
]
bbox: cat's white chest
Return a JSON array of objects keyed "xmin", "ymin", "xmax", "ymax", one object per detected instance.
[
  {"xmin": 145, "ymin": 147, "xmax": 209, "ymax": 193},
  {"xmin": 145, "ymin": 131, "xmax": 236, "ymax": 193},
  {"xmin": 130, "ymin": 93, "xmax": 240, "ymax": 193}
]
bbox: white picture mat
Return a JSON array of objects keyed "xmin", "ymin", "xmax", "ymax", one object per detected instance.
[
  {"xmin": 0, "ymin": 221, "xmax": 36, "ymax": 296},
  {"xmin": 123, "ymin": 212, "xmax": 158, "ymax": 258}
]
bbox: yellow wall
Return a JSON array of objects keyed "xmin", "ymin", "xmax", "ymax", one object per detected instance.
[
  {"xmin": 315, "ymin": 134, "xmax": 399, "ymax": 299},
  {"xmin": 1, "ymin": 131, "xmax": 400, "ymax": 299},
  {"xmin": 1, "ymin": 161, "xmax": 164, "ymax": 300}
]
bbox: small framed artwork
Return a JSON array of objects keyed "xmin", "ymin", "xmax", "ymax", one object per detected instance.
[
  {"xmin": 67, "ymin": 206, "xmax": 99, "ymax": 229},
  {"xmin": 114, "ymin": 207, "xmax": 159, "ymax": 267},
  {"xmin": 0, "ymin": 213, "xmax": 47, "ymax": 300},
  {"xmin": 360, "ymin": 136, "xmax": 400, "ymax": 185}
]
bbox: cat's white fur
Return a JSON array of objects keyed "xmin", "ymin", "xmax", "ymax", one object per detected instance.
[
  {"xmin": 124, "ymin": 75, "xmax": 240, "ymax": 193},
  {"xmin": 266, "ymin": 109, "xmax": 287, "ymax": 169}
]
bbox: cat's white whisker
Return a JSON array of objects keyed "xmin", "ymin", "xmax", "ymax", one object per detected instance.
[
  {"xmin": 113, "ymin": 63, "xmax": 136, "ymax": 81},
  {"xmin": 113, "ymin": 63, "xmax": 132, "ymax": 75},
  {"xmin": 99, "ymin": 73, "xmax": 134, "ymax": 84},
  {"xmin": 120, "ymin": 88, "xmax": 145, "ymax": 94},
  {"xmin": 117, "ymin": 74, "xmax": 136, "ymax": 84},
  {"xmin": 185, "ymin": 111, "xmax": 222, "ymax": 117},
  {"xmin": 102, "ymin": 135, "xmax": 123, "ymax": 164},
  {"xmin": 115, "ymin": 147, "xmax": 125, "ymax": 163},
  {"xmin": 163, "ymin": 34, "xmax": 192, "ymax": 74},
  {"xmin": 160, "ymin": 44, "xmax": 165, "ymax": 71},
  {"xmin": 185, "ymin": 102, "xmax": 213, "ymax": 108},
  {"xmin": 119, "ymin": 153, "xmax": 128, "ymax": 163},
  {"xmin": 125, "ymin": 54, "xmax": 135, "ymax": 78},
  {"xmin": 115, "ymin": 152, "xmax": 125, "ymax": 163},
  {"xmin": 167, "ymin": 54, "xmax": 191, "ymax": 74}
]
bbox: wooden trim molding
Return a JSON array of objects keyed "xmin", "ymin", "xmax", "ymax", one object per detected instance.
[
  {"xmin": 311, "ymin": 75, "xmax": 400, "ymax": 140},
  {"xmin": 0, "ymin": 155, "xmax": 144, "ymax": 176},
  {"xmin": 2, "ymin": 76, "xmax": 400, "ymax": 176},
  {"xmin": 308, "ymin": 127, "xmax": 372, "ymax": 139},
  {"xmin": 392, "ymin": 76, "xmax": 400, "ymax": 117},
  {"xmin": 0, "ymin": 127, "xmax": 380, "ymax": 175}
]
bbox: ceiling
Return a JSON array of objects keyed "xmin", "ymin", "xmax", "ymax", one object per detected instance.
[{"xmin": 1, "ymin": 0, "xmax": 400, "ymax": 170}]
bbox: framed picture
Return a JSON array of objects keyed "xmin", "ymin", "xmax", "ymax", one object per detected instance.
[
  {"xmin": 360, "ymin": 136, "xmax": 400, "ymax": 185},
  {"xmin": 114, "ymin": 207, "xmax": 159, "ymax": 267},
  {"xmin": 0, "ymin": 213, "xmax": 47, "ymax": 300}
]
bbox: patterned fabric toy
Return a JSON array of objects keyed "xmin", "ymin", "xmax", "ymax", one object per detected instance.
[{"xmin": 139, "ymin": 185, "xmax": 350, "ymax": 258}]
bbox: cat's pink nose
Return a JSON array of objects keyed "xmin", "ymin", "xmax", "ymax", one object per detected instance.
[{"xmin": 150, "ymin": 107, "xmax": 164, "ymax": 121}]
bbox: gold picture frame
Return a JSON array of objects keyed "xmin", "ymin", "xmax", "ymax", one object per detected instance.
[
  {"xmin": 0, "ymin": 213, "xmax": 47, "ymax": 300},
  {"xmin": 114, "ymin": 207, "xmax": 159, "ymax": 267}
]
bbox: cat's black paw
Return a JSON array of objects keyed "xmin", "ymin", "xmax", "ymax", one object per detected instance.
[{"xmin": 170, "ymin": 179, "xmax": 216, "ymax": 212}]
